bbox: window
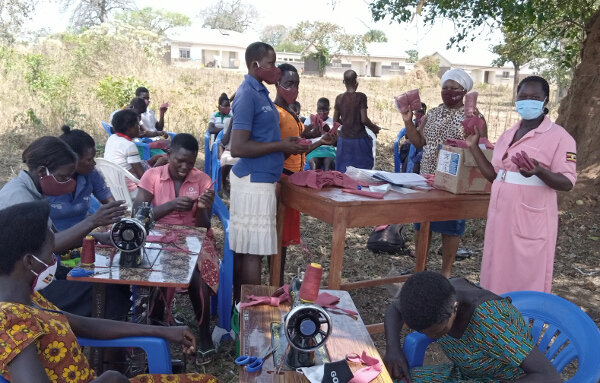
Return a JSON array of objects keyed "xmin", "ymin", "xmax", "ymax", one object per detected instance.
[
  {"xmin": 391, "ymin": 62, "xmax": 400, "ymax": 70},
  {"xmin": 179, "ymin": 48, "xmax": 190, "ymax": 59},
  {"xmin": 331, "ymin": 59, "xmax": 342, "ymax": 67},
  {"xmin": 502, "ymin": 71, "xmax": 510, "ymax": 78}
]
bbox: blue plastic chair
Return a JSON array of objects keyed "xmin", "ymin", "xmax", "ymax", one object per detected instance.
[
  {"xmin": 204, "ymin": 129, "xmax": 212, "ymax": 175},
  {"xmin": 394, "ymin": 128, "xmax": 417, "ymax": 173},
  {"xmin": 403, "ymin": 291, "xmax": 600, "ymax": 382},
  {"xmin": 101, "ymin": 121, "xmax": 151, "ymax": 160},
  {"xmin": 0, "ymin": 336, "xmax": 172, "ymax": 382},
  {"xmin": 210, "ymin": 130, "xmax": 224, "ymax": 193},
  {"xmin": 210, "ymin": 194, "xmax": 234, "ymax": 334}
]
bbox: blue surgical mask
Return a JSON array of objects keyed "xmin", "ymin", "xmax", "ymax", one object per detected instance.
[{"xmin": 515, "ymin": 99, "xmax": 546, "ymax": 120}]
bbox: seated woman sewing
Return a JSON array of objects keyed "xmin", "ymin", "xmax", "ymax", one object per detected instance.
[
  {"xmin": 0, "ymin": 201, "xmax": 217, "ymax": 383},
  {"xmin": 384, "ymin": 271, "xmax": 560, "ymax": 383},
  {"xmin": 133, "ymin": 133, "xmax": 218, "ymax": 361}
]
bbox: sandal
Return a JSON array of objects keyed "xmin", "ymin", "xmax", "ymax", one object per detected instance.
[{"xmin": 196, "ymin": 347, "xmax": 216, "ymax": 366}]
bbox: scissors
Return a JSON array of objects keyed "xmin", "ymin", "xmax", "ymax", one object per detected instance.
[{"xmin": 235, "ymin": 346, "xmax": 276, "ymax": 373}]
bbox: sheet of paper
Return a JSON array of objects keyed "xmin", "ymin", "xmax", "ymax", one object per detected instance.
[{"xmin": 373, "ymin": 171, "xmax": 428, "ymax": 186}]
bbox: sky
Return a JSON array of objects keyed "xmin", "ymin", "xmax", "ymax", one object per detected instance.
[{"xmin": 29, "ymin": 0, "xmax": 505, "ymax": 65}]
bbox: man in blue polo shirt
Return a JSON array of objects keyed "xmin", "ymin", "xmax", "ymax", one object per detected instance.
[{"xmin": 229, "ymin": 42, "xmax": 309, "ymax": 301}]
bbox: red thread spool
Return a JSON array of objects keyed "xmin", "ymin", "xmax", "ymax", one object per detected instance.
[
  {"xmin": 299, "ymin": 263, "xmax": 323, "ymax": 302},
  {"xmin": 81, "ymin": 236, "xmax": 95, "ymax": 268}
]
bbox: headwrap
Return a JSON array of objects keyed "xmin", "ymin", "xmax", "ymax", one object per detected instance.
[{"xmin": 441, "ymin": 69, "xmax": 473, "ymax": 92}]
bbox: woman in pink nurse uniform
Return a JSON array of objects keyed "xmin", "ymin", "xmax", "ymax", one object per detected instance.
[{"xmin": 465, "ymin": 76, "xmax": 577, "ymax": 295}]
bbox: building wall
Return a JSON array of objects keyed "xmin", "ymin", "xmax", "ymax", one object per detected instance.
[{"xmin": 169, "ymin": 43, "xmax": 243, "ymax": 69}]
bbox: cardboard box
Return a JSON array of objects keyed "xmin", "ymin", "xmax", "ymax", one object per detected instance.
[{"xmin": 434, "ymin": 145, "xmax": 493, "ymax": 194}]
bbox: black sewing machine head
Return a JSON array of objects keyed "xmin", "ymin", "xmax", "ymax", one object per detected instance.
[
  {"xmin": 110, "ymin": 202, "xmax": 155, "ymax": 268},
  {"xmin": 283, "ymin": 276, "xmax": 332, "ymax": 368}
]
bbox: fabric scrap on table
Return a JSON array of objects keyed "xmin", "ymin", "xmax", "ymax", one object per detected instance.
[{"xmin": 289, "ymin": 170, "xmax": 361, "ymax": 190}]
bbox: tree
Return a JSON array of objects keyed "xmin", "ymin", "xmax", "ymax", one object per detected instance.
[
  {"xmin": 405, "ymin": 49, "xmax": 418, "ymax": 63},
  {"xmin": 492, "ymin": 29, "xmax": 540, "ymax": 102},
  {"xmin": 363, "ymin": 29, "xmax": 388, "ymax": 43},
  {"xmin": 114, "ymin": 7, "xmax": 191, "ymax": 37},
  {"xmin": 0, "ymin": 0, "xmax": 36, "ymax": 43},
  {"xmin": 62, "ymin": 0, "xmax": 134, "ymax": 30},
  {"xmin": 260, "ymin": 25, "xmax": 289, "ymax": 47},
  {"xmin": 288, "ymin": 21, "xmax": 366, "ymax": 76},
  {"xmin": 200, "ymin": 0, "xmax": 258, "ymax": 33},
  {"xmin": 369, "ymin": 0, "xmax": 600, "ymax": 173}
]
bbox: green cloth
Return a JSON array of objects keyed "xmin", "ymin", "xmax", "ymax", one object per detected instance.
[{"xmin": 306, "ymin": 145, "xmax": 336, "ymax": 161}]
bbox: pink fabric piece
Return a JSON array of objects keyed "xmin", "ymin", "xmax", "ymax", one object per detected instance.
[
  {"xmin": 347, "ymin": 351, "xmax": 383, "ymax": 383},
  {"xmin": 146, "ymin": 233, "xmax": 179, "ymax": 243},
  {"xmin": 240, "ymin": 285, "xmax": 358, "ymax": 317},
  {"xmin": 342, "ymin": 189, "xmax": 385, "ymax": 199},
  {"xmin": 461, "ymin": 115, "xmax": 485, "ymax": 135},
  {"xmin": 480, "ymin": 117, "xmax": 577, "ymax": 295},
  {"xmin": 288, "ymin": 170, "xmax": 361, "ymax": 190},
  {"xmin": 394, "ymin": 89, "xmax": 421, "ymax": 114},
  {"xmin": 149, "ymin": 141, "xmax": 168, "ymax": 150},
  {"xmin": 464, "ymin": 91, "xmax": 478, "ymax": 117},
  {"xmin": 445, "ymin": 138, "xmax": 494, "ymax": 150}
]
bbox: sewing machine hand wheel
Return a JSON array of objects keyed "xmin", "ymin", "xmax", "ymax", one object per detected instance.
[
  {"xmin": 284, "ymin": 304, "xmax": 332, "ymax": 351},
  {"xmin": 110, "ymin": 218, "xmax": 146, "ymax": 252}
]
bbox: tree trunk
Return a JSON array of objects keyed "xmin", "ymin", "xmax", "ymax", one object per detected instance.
[
  {"xmin": 512, "ymin": 62, "xmax": 520, "ymax": 103},
  {"xmin": 556, "ymin": 8, "xmax": 600, "ymax": 181},
  {"xmin": 99, "ymin": 0, "xmax": 108, "ymax": 23}
]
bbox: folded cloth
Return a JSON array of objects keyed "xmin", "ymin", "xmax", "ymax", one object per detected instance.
[
  {"xmin": 464, "ymin": 91, "xmax": 478, "ymax": 117},
  {"xmin": 394, "ymin": 89, "xmax": 421, "ymax": 114},
  {"xmin": 342, "ymin": 189, "xmax": 385, "ymax": 199},
  {"xmin": 289, "ymin": 170, "xmax": 360, "ymax": 190},
  {"xmin": 445, "ymin": 138, "xmax": 494, "ymax": 150},
  {"xmin": 461, "ymin": 115, "xmax": 485, "ymax": 135},
  {"xmin": 146, "ymin": 233, "xmax": 179, "ymax": 243},
  {"xmin": 149, "ymin": 141, "xmax": 169, "ymax": 150}
]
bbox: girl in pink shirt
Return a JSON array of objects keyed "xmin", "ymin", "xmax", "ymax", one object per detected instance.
[
  {"xmin": 466, "ymin": 76, "xmax": 576, "ymax": 294},
  {"xmin": 134, "ymin": 133, "xmax": 218, "ymax": 360}
]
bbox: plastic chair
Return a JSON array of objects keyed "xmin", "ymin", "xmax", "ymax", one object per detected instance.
[
  {"xmin": 0, "ymin": 336, "xmax": 172, "ymax": 382},
  {"xmin": 204, "ymin": 129, "xmax": 212, "ymax": 175},
  {"xmin": 210, "ymin": 130, "xmax": 224, "ymax": 193},
  {"xmin": 394, "ymin": 128, "xmax": 417, "ymax": 173},
  {"xmin": 95, "ymin": 158, "xmax": 140, "ymax": 210},
  {"xmin": 210, "ymin": 194, "xmax": 234, "ymax": 334},
  {"xmin": 403, "ymin": 291, "xmax": 600, "ymax": 382}
]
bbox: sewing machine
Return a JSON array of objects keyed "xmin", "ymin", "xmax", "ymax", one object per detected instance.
[
  {"xmin": 110, "ymin": 202, "xmax": 154, "ymax": 268},
  {"xmin": 278, "ymin": 275, "xmax": 332, "ymax": 369}
]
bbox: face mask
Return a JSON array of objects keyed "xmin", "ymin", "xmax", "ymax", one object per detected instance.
[
  {"xmin": 515, "ymin": 99, "xmax": 545, "ymax": 120},
  {"xmin": 219, "ymin": 106, "xmax": 231, "ymax": 115},
  {"xmin": 441, "ymin": 89, "xmax": 465, "ymax": 107},
  {"xmin": 40, "ymin": 168, "xmax": 76, "ymax": 196},
  {"xmin": 31, "ymin": 255, "xmax": 57, "ymax": 292},
  {"xmin": 297, "ymin": 359, "xmax": 354, "ymax": 383},
  {"xmin": 277, "ymin": 84, "xmax": 299, "ymax": 105},
  {"xmin": 256, "ymin": 62, "xmax": 281, "ymax": 84}
]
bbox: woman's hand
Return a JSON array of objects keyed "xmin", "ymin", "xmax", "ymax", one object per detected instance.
[
  {"xmin": 383, "ymin": 349, "xmax": 412, "ymax": 382},
  {"xmin": 464, "ymin": 128, "xmax": 480, "ymax": 149},
  {"xmin": 197, "ymin": 188, "xmax": 215, "ymax": 209},
  {"xmin": 320, "ymin": 132, "xmax": 338, "ymax": 145},
  {"xmin": 511, "ymin": 151, "xmax": 541, "ymax": 177},
  {"xmin": 280, "ymin": 136, "xmax": 309, "ymax": 155},
  {"xmin": 90, "ymin": 200, "xmax": 127, "ymax": 227},
  {"xmin": 171, "ymin": 196, "xmax": 195, "ymax": 211},
  {"xmin": 160, "ymin": 326, "xmax": 197, "ymax": 355},
  {"xmin": 400, "ymin": 110, "xmax": 413, "ymax": 125}
]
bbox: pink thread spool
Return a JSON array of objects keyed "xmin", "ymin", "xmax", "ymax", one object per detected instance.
[
  {"xmin": 299, "ymin": 263, "xmax": 323, "ymax": 302},
  {"xmin": 81, "ymin": 235, "xmax": 95, "ymax": 268}
]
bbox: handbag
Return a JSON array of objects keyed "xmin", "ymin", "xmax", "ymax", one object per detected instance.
[{"xmin": 367, "ymin": 224, "xmax": 408, "ymax": 255}]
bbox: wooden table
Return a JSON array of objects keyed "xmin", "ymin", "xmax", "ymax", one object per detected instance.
[
  {"xmin": 67, "ymin": 223, "xmax": 205, "ymax": 372},
  {"xmin": 67, "ymin": 224, "xmax": 205, "ymax": 288},
  {"xmin": 239, "ymin": 285, "xmax": 392, "ymax": 383},
  {"xmin": 273, "ymin": 179, "xmax": 489, "ymax": 332}
]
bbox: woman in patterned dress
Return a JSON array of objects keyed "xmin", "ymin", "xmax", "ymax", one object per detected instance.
[
  {"xmin": 383, "ymin": 271, "xmax": 560, "ymax": 382},
  {"xmin": 0, "ymin": 201, "xmax": 219, "ymax": 383},
  {"xmin": 398, "ymin": 69, "xmax": 488, "ymax": 278}
]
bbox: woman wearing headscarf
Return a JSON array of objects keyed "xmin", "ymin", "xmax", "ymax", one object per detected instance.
[{"xmin": 398, "ymin": 69, "xmax": 487, "ymax": 277}]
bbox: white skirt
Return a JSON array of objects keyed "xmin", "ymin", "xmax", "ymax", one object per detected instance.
[{"xmin": 229, "ymin": 173, "xmax": 277, "ymax": 255}]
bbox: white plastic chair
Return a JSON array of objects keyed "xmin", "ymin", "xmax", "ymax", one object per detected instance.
[{"xmin": 95, "ymin": 158, "xmax": 140, "ymax": 209}]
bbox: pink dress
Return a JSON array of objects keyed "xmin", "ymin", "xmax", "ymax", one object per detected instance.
[{"xmin": 480, "ymin": 117, "xmax": 576, "ymax": 294}]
